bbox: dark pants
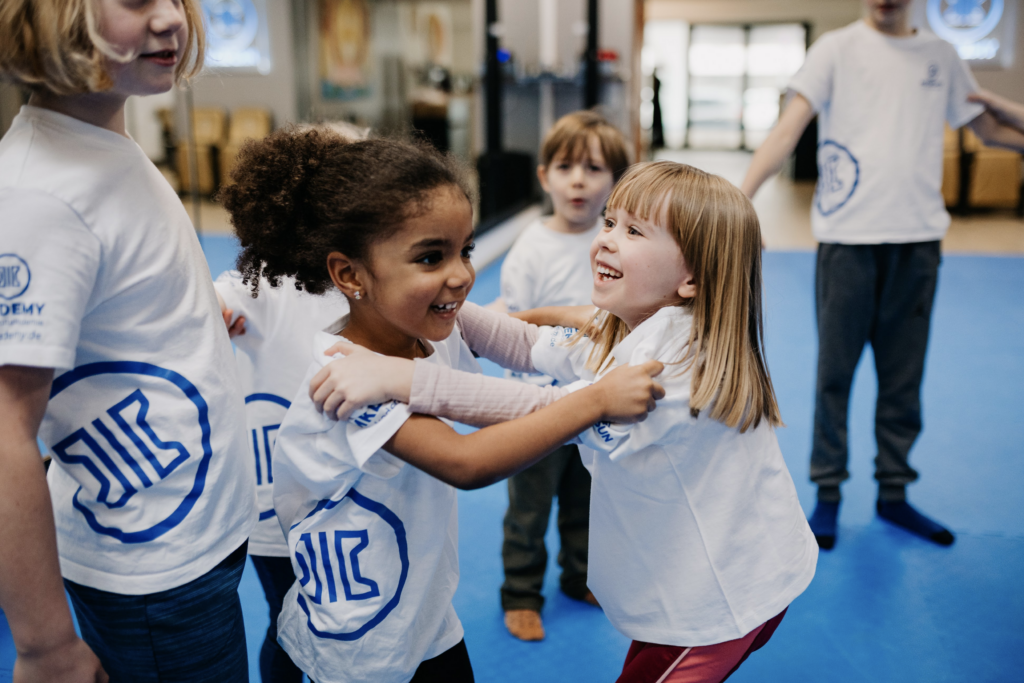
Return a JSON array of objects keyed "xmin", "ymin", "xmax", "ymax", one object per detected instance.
[
  {"xmin": 310, "ymin": 640, "xmax": 474, "ymax": 683},
  {"xmin": 65, "ymin": 542, "xmax": 249, "ymax": 683},
  {"xmin": 250, "ymin": 555, "xmax": 303, "ymax": 683},
  {"xmin": 811, "ymin": 242, "xmax": 941, "ymax": 503},
  {"xmin": 501, "ymin": 444, "xmax": 591, "ymax": 611}
]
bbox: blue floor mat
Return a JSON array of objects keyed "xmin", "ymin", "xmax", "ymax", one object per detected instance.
[{"xmin": 2, "ymin": 242, "xmax": 1021, "ymax": 683}]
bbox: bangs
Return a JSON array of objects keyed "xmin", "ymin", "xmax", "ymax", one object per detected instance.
[{"xmin": 607, "ymin": 163, "xmax": 680, "ymax": 224}]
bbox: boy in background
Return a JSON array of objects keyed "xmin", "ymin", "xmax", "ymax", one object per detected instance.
[
  {"xmin": 741, "ymin": 0, "xmax": 1024, "ymax": 550},
  {"xmin": 499, "ymin": 111, "xmax": 629, "ymax": 640}
]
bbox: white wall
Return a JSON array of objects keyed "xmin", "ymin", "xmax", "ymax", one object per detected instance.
[
  {"xmin": 190, "ymin": 0, "xmax": 298, "ymax": 129},
  {"xmin": 647, "ymin": 0, "xmax": 1024, "ymax": 104}
]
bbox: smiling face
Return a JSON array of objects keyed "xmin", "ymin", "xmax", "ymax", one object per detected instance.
[
  {"xmin": 97, "ymin": 0, "xmax": 189, "ymax": 97},
  {"xmin": 331, "ymin": 185, "xmax": 476, "ymax": 356},
  {"xmin": 538, "ymin": 135, "xmax": 616, "ymax": 234},
  {"xmin": 591, "ymin": 204, "xmax": 695, "ymax": 330}
]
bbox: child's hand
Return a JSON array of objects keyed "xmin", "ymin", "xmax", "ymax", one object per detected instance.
[
  {"xmin": 592, "ymin": 359, "xmax": 665, "ymax": 424},
  {"xmin": 216, "ymin": 291, "xmax": 246, "ymax": 338},
  {"xmin": 309, "ymin": 342, "xmax": 415, "ymax": 420}
]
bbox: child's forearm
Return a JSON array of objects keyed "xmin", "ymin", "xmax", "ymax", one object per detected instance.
[
  {"xmin": 386, "ymin": 383, "xmax": 608, "ymax": 489},
  {"xmin": 970, "ymin": 109, "xmax": 1024, "ymax": 152},
  {"xmin": 409, "ymin": 361, "xmax": 567, "ymax": 427},
  {"xmin": 740, "ymin": 93, "xmax": 815, "ymax": 198},
  {"xmin": 456, "ymin": 301, "xmax": 539, "ymax": 372},
  {"xmin": 510, "ymin": 305, "xmax": 597, "ymax": 330}
]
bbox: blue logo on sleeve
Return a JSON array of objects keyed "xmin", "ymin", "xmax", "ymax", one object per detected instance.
[
  {"xmin": 245, "ymin": 393, "xmax": 290, "ymax": 521},
  {"xmin": 293, "ymin": 488, "xmax": 409, "ymax": 641},
  {"xmin": 815, "ymin": 140, "xmax": 860, "ymax": 216},
  {"xmin": 0, "ymin": 254, "xmax": 30, "ymax": 300},
  {"xmin": 48, "ymin": 362, "xmax": 213, "ymax": 543}
]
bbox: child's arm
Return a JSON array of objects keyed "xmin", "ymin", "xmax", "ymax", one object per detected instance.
[
  {"xmin": 510, "ymin": 305, "xmax": 598, "ymax": 331},
  {"xmin": 969, "ymin": 108, "xmax": 1024, "ymax": 153},
  {"xmin": 213, "ymin": 274, "xmax": 251, "ymax": 338},
  {"xmin": 382, "ymin": 360, "xmax": 665, "ymax": 490},
  {"xmin": 740, "ymin": 93, "xmax": 816, "ymax": 199},
  {"xmin": 969, "ymin": 90, "xmax": 1024, "ymax": 134}
]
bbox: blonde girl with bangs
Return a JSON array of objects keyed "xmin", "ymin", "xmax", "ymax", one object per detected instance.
[
  {"xmin": 315, "ymin": 159, "xmax": 817, "ymax": 682},
  {"xmin": 0, "ymin": 2, "xmax": 259, "ymax": 683}
]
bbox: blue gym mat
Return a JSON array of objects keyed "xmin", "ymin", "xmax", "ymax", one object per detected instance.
[{"xmin": 1, "ymin": 237, "xmax": 1021, "ymax": 683}]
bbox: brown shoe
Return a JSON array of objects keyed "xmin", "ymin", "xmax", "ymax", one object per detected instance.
[{"xmin": 504, "ymin": 609, "xmax": 545, "ymax": 641}]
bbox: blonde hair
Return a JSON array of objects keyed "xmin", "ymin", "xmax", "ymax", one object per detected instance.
[
  {"xmin": 581, "ymin": 161, "xmax": 782, "ymax": 433},
  {"xmin": 541, "ymin": 110, "xmax": 631, "ymax": 182},
  {"xmin": 0, "ymin": 0, "xmax": 204, "ymax": 95}
]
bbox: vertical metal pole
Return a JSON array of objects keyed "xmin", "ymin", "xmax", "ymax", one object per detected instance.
[
  {"xmin": 184, "ymin": 84, "xmax": 203, "ymax": 238},
  {"xmin": 485, "ymin": 0, "xmax": 502, "ymax": 154},
  {"xmin": 584, "ymin": 0, "xmax": 599, "ymax": 108}
]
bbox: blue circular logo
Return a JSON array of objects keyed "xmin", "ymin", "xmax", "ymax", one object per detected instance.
[
  {"xmin": 49, "ymin": 362, "xmax": 212, "ymax": 543},
  {"xmin": 816, "ymin": 140, "xmax": 860, "ymax": 217},
  {"xmin": 293, "ymin": 488, "xmax": 409, "ymax": 641},
  {"xmin": 928, "ymin": 0, "xmax": 1003, "ymax": 44},
  {"xmin": 0, "ymin": 253, "xmax": 30, "ymax": 300},
  {"xmin": 245, "ymin": 392, "xmax": 290, "ymax": 521},
  {"xmin": 205, "ymin": 0, "xmax": 260, "ymax": 51}
]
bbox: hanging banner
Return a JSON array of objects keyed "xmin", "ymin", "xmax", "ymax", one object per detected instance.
[
  {"xmin": 920, "ymin": 0, "xmax": 1017, "ymax": 67},
  {"xmin": 202, "ymin": 0, "xmax": 272, "ymax": 73},
  {"xmin": 319, "ymin": 0, "xmax": 372, "ymax": 100}
]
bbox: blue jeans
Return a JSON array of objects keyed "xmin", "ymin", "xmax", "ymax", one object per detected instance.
[
  {"xmin": 65, "ymin": 542, "xmax": 249, "ymax": 683},
  {"xmin": 250, "ymin": 555, "xmax": 303, "ymax": 682}
]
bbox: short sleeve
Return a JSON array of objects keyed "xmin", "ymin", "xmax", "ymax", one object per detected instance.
[
  {"xmin": 500, "ymin": 241, "xmax": 537, "ymax": 313},
  {"xmin": 0, "ymin": 189, "xmax": 100, "ymax": 370},
  {"xmin": 787, "ymin": 33, "xmax": 837, "ymax": 113},
  {"xmin": 530, "ymin": 326, "xmax": 589, "ymax": 384},
  {"xmin": 945, "ymin": 47, "xmax": 984, "ymax": 129}
]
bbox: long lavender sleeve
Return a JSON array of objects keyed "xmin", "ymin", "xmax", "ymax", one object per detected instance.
[
  {"xmin": 408, "ymin": 361, "xmax": 567, "ymax": 427},
  {"xmin": 454, "ymin": 301, "xmax": 539, "ymax": 373},
  {"xmin": 407, "ymin": 302, "xmax": 564, "ymax": 426}
]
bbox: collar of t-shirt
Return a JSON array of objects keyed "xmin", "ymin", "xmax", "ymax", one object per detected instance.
[{"xmin": 21, "ymin": 105, "xmax": 142, "ymax": 154}]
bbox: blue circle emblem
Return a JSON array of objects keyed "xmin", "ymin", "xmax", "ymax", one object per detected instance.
[
  {"xmin": 49, "ymin": 362, "xmax": 212, "ymax": 543},
  {"xmin": 294, "ymin": 488, "xmax": 409, "ymax": 641},
  {"xmin": 928, "ymin": 0, "xmax": 1003, "ymax": 44},
  {"xmin": 0, "ymin": 253, "xmax": 30, "ymax": 300},
  {"xmin": 245, "ymin": 392, "xmax": 291, "ymax": 521},
  {"xmin": 205, "ymin": 0, "xmax": 260, "ymax": 51},
  {"xmin": 815, "ymin": 140, "xmax": 860, "ymax": 217}
]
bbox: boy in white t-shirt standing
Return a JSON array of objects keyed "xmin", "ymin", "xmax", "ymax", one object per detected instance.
[
  {"xmin": 741, "ymin": 0, "xmax": 1024, "ymax": 550},
  {"xmin": 498, "ymin": 111, "xmax": 629, "ymax": 640}
]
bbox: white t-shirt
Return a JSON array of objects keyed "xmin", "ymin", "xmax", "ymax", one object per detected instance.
[
  {"xmin": 788, "ymin": 21, "xmax": 984, "ymax": 244},
  {"xmin": 531, "ymin": 307, "xmax": 818, "ymax": 646},
  {"xmin": 274, "ymin": 319, "xmax": 479, "ymax": 683},
  {"xmin": 215, "ymin": 273, "xmax": 349, "ymax": 557},
  {"xmin": 0, "ymin": 106, "xmax": 256, "ymax": 594},
  {"xmin": 500, "ymin": 217, "xmax": 600, "ymax": 385}
]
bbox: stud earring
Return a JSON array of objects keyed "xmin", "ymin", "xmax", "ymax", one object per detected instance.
[{"xmin": 353, "ymin": 291, "xmax": 362, "ymax": 300}]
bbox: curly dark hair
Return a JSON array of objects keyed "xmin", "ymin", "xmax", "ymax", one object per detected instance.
[{"xmin": 219, "ymin": 127, "xmax": 473, "ymax": 296}]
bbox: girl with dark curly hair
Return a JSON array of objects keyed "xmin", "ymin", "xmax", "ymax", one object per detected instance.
[{"xmin": 220, "ymin": 127, "xmax": 665, "ymax": 683}]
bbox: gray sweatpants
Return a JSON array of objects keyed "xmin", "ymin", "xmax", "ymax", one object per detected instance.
[
  {"xmin": 811, "ymin": 241, "xmax": 941, "ymax": 503},
  {"xmin": 500, "ymin": 444, "xmax": 591, "ymax": 611}
]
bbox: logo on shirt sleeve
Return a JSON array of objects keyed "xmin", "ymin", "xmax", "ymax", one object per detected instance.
[
  {"xmin": 0, "ymin": 254, "xmax": 30, "ymax": 300},
  {"xmin": 292, "ymin": 488, "xmax": 409, "ymax": 641},
  {"xmin": 48, "ymin": 362, "xmax": 214, "ymax": 543},
  {"xmin": 815, "ymin": 140, "xmax": 860, "ymax": 216}
]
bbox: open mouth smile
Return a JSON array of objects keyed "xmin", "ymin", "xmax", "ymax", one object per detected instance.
[
  {"xmin": 596, "ymin": 264, "xmax": 623, "ymax": 281},
  {"xmin": 431, "ymin": 301, "xmax": 459, "ymax": 313}
]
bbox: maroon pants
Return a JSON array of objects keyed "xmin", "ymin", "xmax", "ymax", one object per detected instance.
[{"xmin": 616, "ymin": 609, "xmax": 787, "ymax": 683}]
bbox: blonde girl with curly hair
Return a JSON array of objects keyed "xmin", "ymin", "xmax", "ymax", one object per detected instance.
[{"xmin": 0, "ymin": 2, "xmax": 259, "ymax": 682}]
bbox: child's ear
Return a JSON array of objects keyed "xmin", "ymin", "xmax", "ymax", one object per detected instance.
[
  {"xmin": 327, "ymin": 251, "xmax": 364, "ymax": 299},
  {"xmin": 536, "ymin": 165, "xmax": 552, "ymax": 194},
  {"xmin": 677, "ymin": 273, "xmax": 697, "ymax": 300}
]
